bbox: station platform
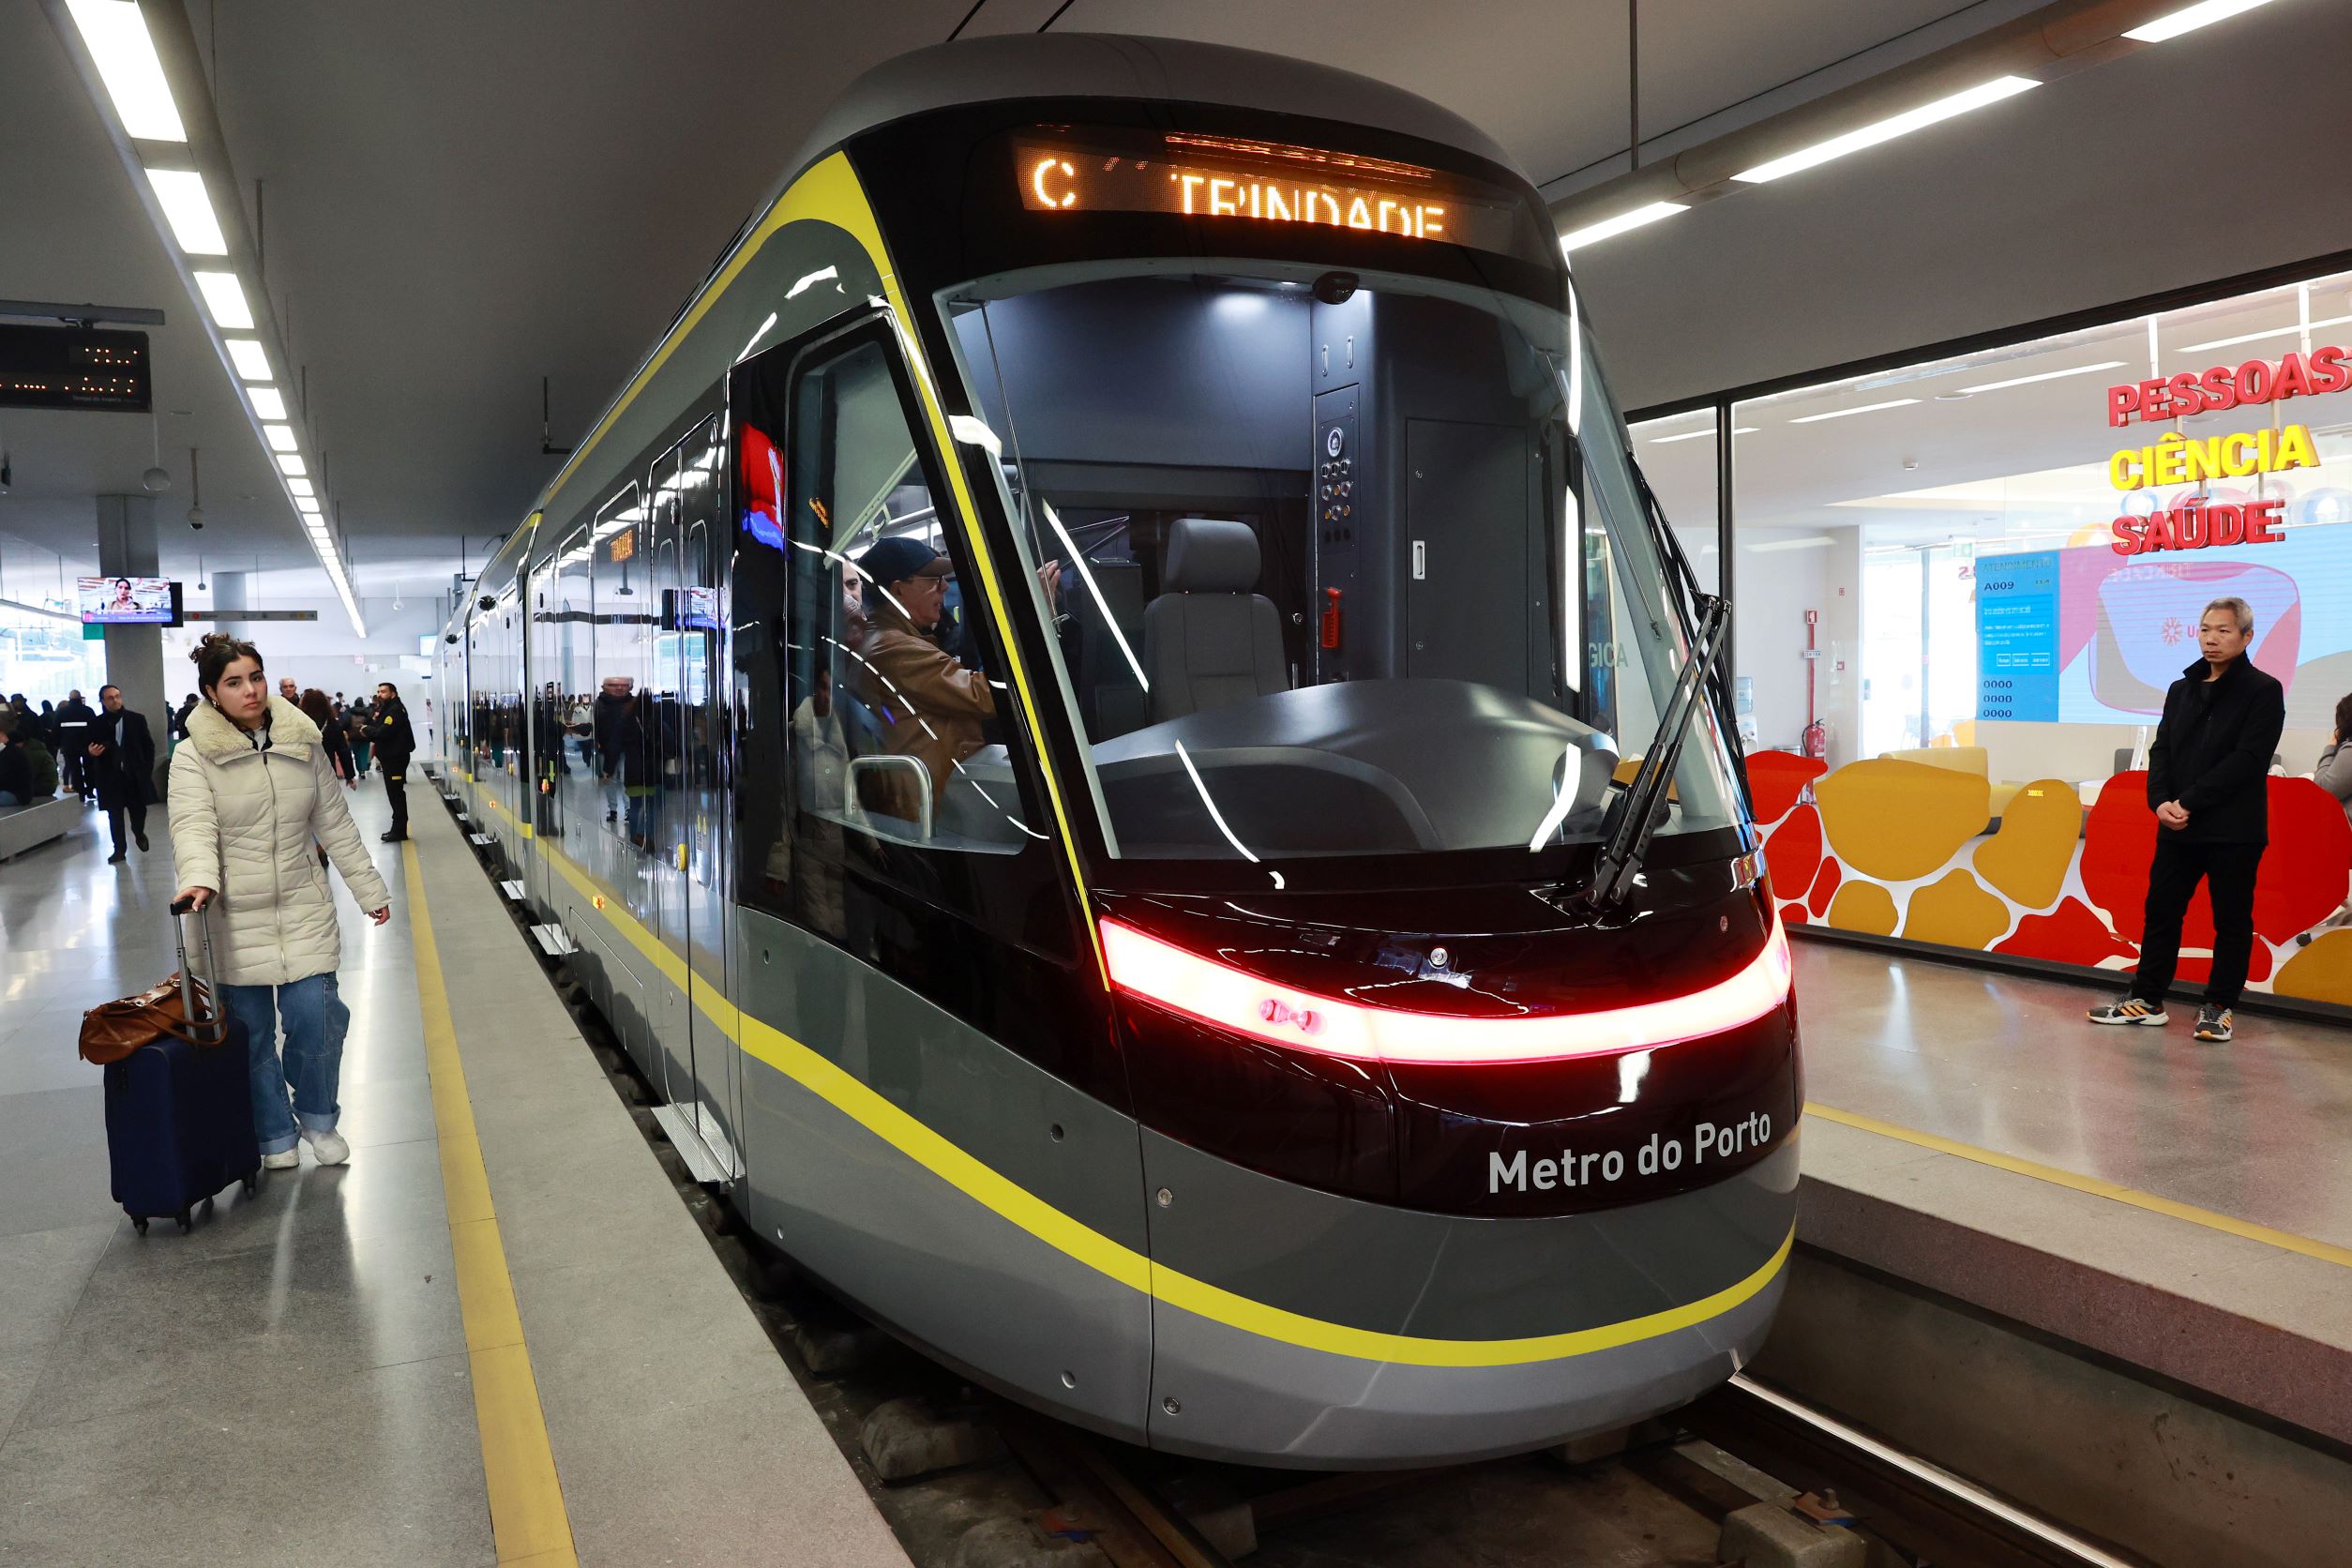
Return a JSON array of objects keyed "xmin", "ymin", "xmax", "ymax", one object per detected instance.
[
  {"xmin": 1775, "ymin": 938, "xmax": 2352, "ymax": 1566},
  {"xmin": 0, "ymin": 784, "xmax": 909, "ymax": 1568},
  {"xmin": 8, "ymin": 776, "xmax": 2351, "ymax": 1566}
]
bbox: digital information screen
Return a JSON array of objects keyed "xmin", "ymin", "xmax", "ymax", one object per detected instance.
[
  {"xmin": 0, "ymin": 324, "xmax": 151, "ymax": 413},
  {"xmin": 77, "ymin": 576, "xmax": 180, "ymax": 626},
  {"xmin": 1976, "ymin": 550, "xmax": 2059, "ymax": 721},
  {"xmin": 1011, "ymin": 130, "xmax": 1531, "ymax": 257}
]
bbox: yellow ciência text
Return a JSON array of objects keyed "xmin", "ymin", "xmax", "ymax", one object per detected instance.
[{"xmin": 2110, "ymin": 424, "xmax": 2319, "ymax": 491}]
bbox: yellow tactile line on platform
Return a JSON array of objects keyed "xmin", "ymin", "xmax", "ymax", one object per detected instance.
[
  {"xmin": 404, "ymin": 845, "xmax": 580, "ymax": 1566},
  {"xmin": 1805, "ymin": 1101, "xmax": 2352, "ymax": 1271}
]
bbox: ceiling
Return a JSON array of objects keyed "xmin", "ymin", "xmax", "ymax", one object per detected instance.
[{"xmin": 0, "ymin": 0, "xmax": 2339, "ymax": 611}]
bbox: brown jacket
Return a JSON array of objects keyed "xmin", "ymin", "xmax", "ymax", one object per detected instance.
[{"xmin": 852, "ymin": 604, "xmax": 994, "ymax": 821}]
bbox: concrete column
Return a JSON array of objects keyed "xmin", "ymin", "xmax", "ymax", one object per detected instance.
[
  {"xmin": 95, "ymin": 495, "xmax": 168, "ymax": 726},
  {"xmin": 209, "ymin": 569, "xmax": 249, "ymax": 611}
]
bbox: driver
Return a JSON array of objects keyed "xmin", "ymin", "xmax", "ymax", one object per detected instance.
[{"xmin": 851, "ymin": 536, "xmax": 995, "ymax": 820}]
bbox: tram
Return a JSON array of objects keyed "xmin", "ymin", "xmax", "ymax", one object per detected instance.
[{"xmin": 437, "ymin": 33, "xmax": 1798, "ymax": 1466}]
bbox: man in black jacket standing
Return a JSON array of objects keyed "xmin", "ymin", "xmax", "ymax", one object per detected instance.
[
  {"xmin": 83, "ymin": 685, "xmax": 158, "ymax": 863},
  {"xmin": 2088, "ymin": 596, "xmax": 2285, "ymax": 1043},
  {"xmin": 53, "ymin": 688, "xmax": 97, "ymax": 801},
  {"xmin": 364, "ymin": 681, "xmax": 417, "ymax": 842}
]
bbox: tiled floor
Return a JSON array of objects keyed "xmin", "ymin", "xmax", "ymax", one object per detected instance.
[
  {"xmin": 0, "ymin": 786, "xmax": 489, "ymax": 1566},
  {"xmin": 0, "ymin": 776, "xmax": 908, "ymax": 1567},
  {"xmin": 1793, "ymin": 937, "xmax": 2352, "ymax": 1248}
]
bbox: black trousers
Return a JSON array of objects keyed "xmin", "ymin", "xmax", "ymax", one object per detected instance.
[
  {"xmin": 384, "ymin": 766, "xmax": 408, "ymax": 837},
  {"xmin": 2133, "ymin": 837, "xmax": 2264, "ymax": 1008},
  {"xmin": 106, "ymin": 802, "xmax": 147, "ymax": 854}
]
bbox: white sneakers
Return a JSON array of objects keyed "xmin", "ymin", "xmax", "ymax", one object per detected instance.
[
  {"xmin": 262, "ymin": 1148, "xmax": 299, "ymax": 1170},
  {"xmin": 300, "ymin": 1126, "xmax": 352, "ymax": 1166}
]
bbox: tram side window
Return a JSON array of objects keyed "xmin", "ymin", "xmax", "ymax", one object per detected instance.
[{"xmin": 731, "ymin": 325, "xmax": 1049, "ymax": 933}]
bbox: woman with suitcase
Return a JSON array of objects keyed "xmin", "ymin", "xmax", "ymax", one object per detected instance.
[{"xmin": 169, "ymin": 634, "xmax": 391, "ymax": 1170}]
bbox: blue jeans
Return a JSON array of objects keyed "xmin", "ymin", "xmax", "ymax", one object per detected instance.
[{"xmin": 222, "ymin": 974, "xmax": 350, "ymax": 1155}]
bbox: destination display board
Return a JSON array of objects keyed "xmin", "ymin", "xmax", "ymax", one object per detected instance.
[{"xmin": 0, "ymin": 324, "xmax": 151, "ymax": 413}]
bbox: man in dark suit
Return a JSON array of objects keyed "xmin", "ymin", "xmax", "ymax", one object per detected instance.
[
  {"xmin": 84, "ymin": 685, "xmax": 158, "ymax": 863},
  {"xmin": 2088, "ymin": 596, "xmax": 2285, "ymax": 1044},
  {"xmin": 363, "ymin": 681, "xmax": 417, "ymax": 842}
]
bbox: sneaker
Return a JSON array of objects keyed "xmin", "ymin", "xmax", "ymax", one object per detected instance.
[
  {"xmin": 301, "ymin": 1126, "xmax": 351, "ymax": 1166},
  {"xmin": 262, "ymin": 1148, "xmax": 299, "ymax": 1170},
  {"xmin": 2088, "ymin": 995, "xmax": 2167, "ymax": 1026},
  {"xmin": 2194, "ymin": 1004, "xmax": 2234, "ymax": 1043}
]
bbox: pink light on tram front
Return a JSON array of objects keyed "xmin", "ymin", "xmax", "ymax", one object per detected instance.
[{"xmin": 1098, "ymin": 916, "xmax": 1792, "ymax": 1066}]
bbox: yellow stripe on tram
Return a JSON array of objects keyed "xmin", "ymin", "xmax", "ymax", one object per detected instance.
[
  {"xmin": 405, "ymin": 845, "xmax": 579, "ymax": 1565},
  {"xmin": 1804, "ymin": 1101, "xmax": 2352, "ymax": 1271},
  {"xmin": 480, "ymin": 794, "xmax": 1789, "ymax": 1367}
]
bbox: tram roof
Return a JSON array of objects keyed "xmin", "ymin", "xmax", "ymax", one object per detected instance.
[{"xmin": 791, "ymin": 33, "xmax": 1522, "ymax": 187}]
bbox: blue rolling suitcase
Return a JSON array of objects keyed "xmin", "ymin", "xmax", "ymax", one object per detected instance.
[{"xmin": 103, "ymin": 898, "xmax": 261, "ymax": 1235}]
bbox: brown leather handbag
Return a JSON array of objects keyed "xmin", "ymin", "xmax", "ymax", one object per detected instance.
[{"xmin": 79, "ymin": 897, "xmax": 231, "ymax": 1063}]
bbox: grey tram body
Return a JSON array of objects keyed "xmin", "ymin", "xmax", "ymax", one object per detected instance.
[{"xmin": 433, "ymin": 34, "xmax": 1793, "ymax": 1466}]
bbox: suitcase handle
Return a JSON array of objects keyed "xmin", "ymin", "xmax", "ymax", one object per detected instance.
[{"xmin": 168, "ymin": 897, "xmax": 228, "ymax": 1047}]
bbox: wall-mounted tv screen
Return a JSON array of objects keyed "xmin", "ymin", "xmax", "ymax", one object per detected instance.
[{"xmin": 77, "ymin": 576, "xmax": 181, "ymax": 625}]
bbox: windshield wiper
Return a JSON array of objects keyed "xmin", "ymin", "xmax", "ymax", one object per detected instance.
[{"xmin": 1591, "ymin": 592, "xmax": 1730, "ymax": 907}]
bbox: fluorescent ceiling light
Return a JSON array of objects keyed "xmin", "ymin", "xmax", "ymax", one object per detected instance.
[
  {"xmin": 1647, "ymin": 425, "xmax": 1760, "ymax": 445},
  {"xmin": 2180, "ymin": 313, "xmax": 2352, "ymax": 354},
  {"xmin": 1954, "ymin": 359, "xmax": 2127, "ymax": 394},
  {"xmin": 2125, "ymin": 0, "xmax": 2275, "ymax": 42},
  {"xmin": 287, "ymin": 476, "xmax": 313, "ymax": 497},
  {"xmin": 143, "ymin": 168, "xmax": 226, "ymax": 254},
  {"xmin": 224, "ymin": 338, "xmax": 271, "ymax": 381},
  {"xmin": 297, "ymin": 499, "xmax": 323, "ymax": 515},
  {"xmin": 263, "ymin": 423, "xmax": 298, "ymax": 452},
  {"xmin": 66, "ymin": 0, "xmax": 185, "ymax": 142},
  {"xmin": 1559, "ymin": 202, "xmax": 1686, "ymax": 253},
  {"xmin": 1733, "ymin": 77, "xmax": 2039, "ymax": 184},
  {"xmin": 192, "ymin": 270, "xmax": 253, "ymax": 329},
  {"xmin": 276, "ymin": 453, "xmax": 306, "ymax": 476},
  {"xmin": 1746, "ymin": 535, "xmax": 1838, "ymax": 553},
  {"xmin": 1789, "ymin": 398, "xmax": 1921, "ymax": 424},
  {"xmin": 248, "ymin": 386, "xmax": 287, "ymax": 420}
]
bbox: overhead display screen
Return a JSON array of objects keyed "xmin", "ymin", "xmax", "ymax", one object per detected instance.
[
  {"xmin": 0, "ymin": 324, "xmax": 152, "ymax": 413},
  {"xmin": 78, "ymin": 576, "xmax": 181, "ymax": 626},
  {"xmin": 1010, "ymin": 129, "xmax": 1535, "ymax": 258}
]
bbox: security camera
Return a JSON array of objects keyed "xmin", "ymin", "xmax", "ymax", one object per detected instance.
[
  {"xmin": 478, "ymin": 595, "xmax": 495, "ymax": 611},
  {"xmin": 187, "ymin": 506, "xmax": 205, "ymax": 531},
  {"xmin": 1312, "ymin": 270, "xmax": 1359, "ymax": 306},
  {"xmin": 445, "ymin": 632, "xmax": 460, "ymax": 645}
]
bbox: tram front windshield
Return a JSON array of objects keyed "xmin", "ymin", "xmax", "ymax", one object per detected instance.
[{"xmin": 944, "ymin": 264, "xmax": 1741, "ymax": 873}]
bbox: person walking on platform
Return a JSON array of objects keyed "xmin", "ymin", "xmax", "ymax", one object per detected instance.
[
  {"xmin": 348, "ymin": 696, "xmax": 373, "ymax": 778},
  {"xmin": 170, "ymin": 634, "xmax": 391, "ymax": 1170},
  {"xmin": 53, "ymin": 688, "xmax": 97, "ymax": 801},
  {"xmin": 84, "ymin": 685, "xmax": 158, "ymax": 863},
  {"xmin": 303, "ymin": 689, "xmax": 355, "ymax": 787},
  {"xmin": 169, "ymin": 691, "xmax": 198, "ymax": 741},
  {"xmin": 364, "ymin": 682, "xmax": 416, "ymax": 842},
  {"xmin": 2088, "ymin": 596, "xmax": 2284, "ymax": 1044}
]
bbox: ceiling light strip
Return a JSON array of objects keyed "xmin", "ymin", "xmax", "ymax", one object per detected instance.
[
  {"xmin": 1733, "ymin": 76, "xmax": 2039, "ymax": 184},
  {"xmin": 1788, "ymin": 398, "xmax": 1922, "ymax": 424},
  {"xmin": 45, "ymin": 0, "xmax": 364, "ymax": 637},
  {"xmin": 2123, "ymin": 0, "xmax": 2276, "ymax": 43}
]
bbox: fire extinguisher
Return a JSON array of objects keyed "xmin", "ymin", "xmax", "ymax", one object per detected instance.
[{"xmin": 1801, "ymin": 609, "xmax": 1829, "ymax": 759}]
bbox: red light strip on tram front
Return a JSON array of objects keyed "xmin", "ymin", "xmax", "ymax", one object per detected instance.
[{"xmin": 1099, "ymin": 917, "xmax": 1792, "ymax": 1066}]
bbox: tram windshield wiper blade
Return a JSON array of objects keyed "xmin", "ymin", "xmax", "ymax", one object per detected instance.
[{"xmin": 1591, "ymin": 593, "xmax": 1730, "ymax": 907}]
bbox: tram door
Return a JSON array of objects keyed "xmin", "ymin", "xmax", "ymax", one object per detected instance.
[
  {"xmin": 525, "ymin": 529, "xmax": 590, "ymax": 913},
  {"xmin": 648, "ymin": 416, "xmax": 739, "ymax": 1176}
]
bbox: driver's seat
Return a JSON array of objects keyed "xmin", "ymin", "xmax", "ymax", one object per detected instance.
[{"xmin": 1144, "ymin": 518, "xmax": 1287, "ymax": 723}]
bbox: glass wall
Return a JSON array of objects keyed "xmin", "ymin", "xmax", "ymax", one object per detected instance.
[
  {"xmin": 1684, "ymin": 263, "xmax": 2352, "ymax": 1007},
  {"xmin": 0, "ymin": 533, "xmax": 108, "ymax": 708}
]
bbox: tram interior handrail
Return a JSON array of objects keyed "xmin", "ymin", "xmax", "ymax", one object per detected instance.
[{"xmin": 843, "ymin": 755, "xmax": 935, "ymax": 841}]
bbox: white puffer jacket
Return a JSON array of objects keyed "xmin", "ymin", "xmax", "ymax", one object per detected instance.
[{"xmin": 168, "ymin": 696, "xmax": 392, "ymax": 987}]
